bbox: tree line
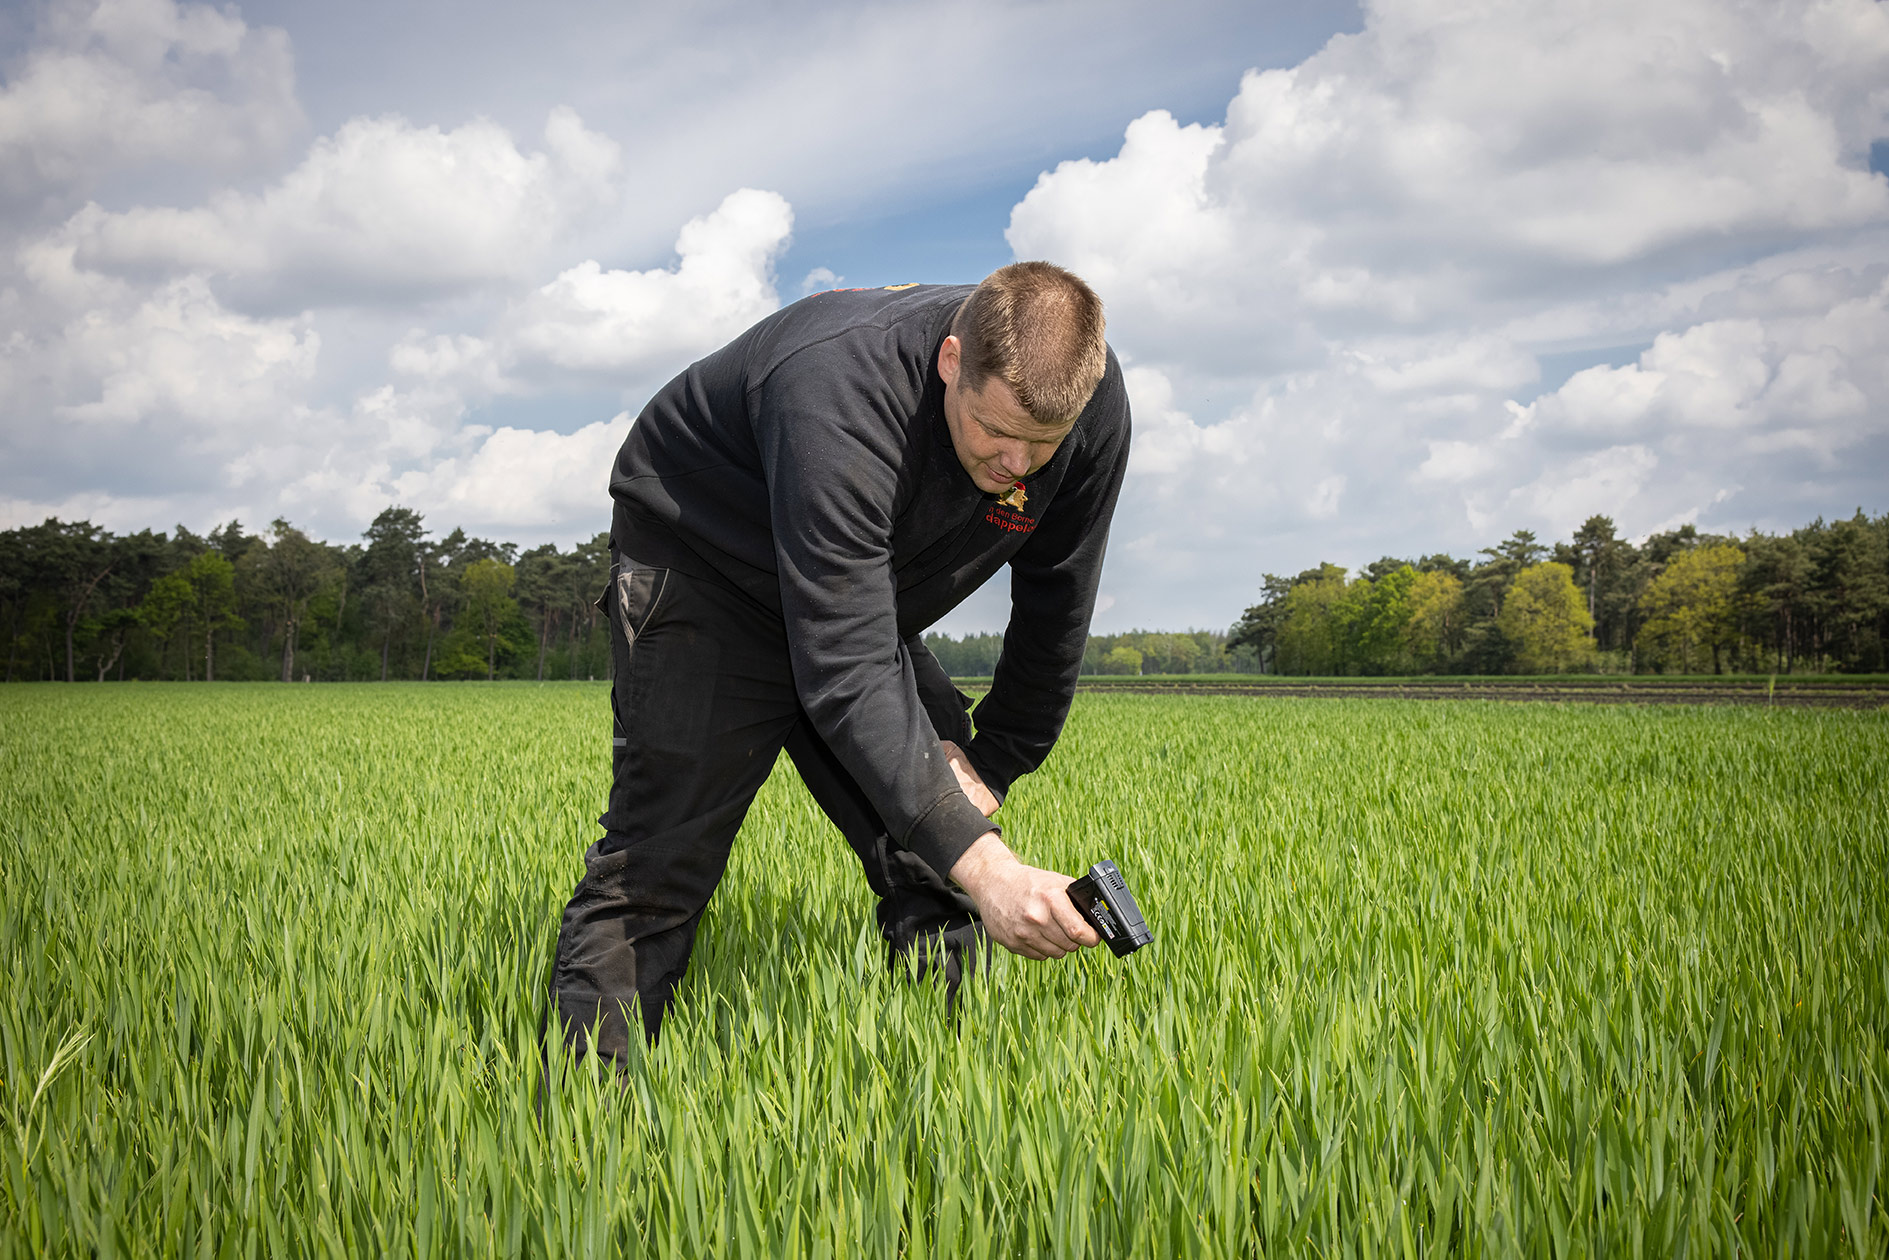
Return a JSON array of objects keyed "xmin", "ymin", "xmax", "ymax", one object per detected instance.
[
  {"xmin": 1, "ymin": 511, "xmax": 612, "ymax": 683},
  {"xmin": 922, "ymin": 629, "xmax": 1260, "ymax": 677},
  {"xmin": 1223, "ymin": 510, "xmax": 1888, "ymax": 676},
  {"xmin": 8, "ymin": 506, "xmax": 1883, "ymax": 683}
]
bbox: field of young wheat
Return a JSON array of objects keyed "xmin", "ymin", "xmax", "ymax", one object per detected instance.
[{"xmin": 2, "ymin": 684, "xmax": 1884, "ymax": 1257}]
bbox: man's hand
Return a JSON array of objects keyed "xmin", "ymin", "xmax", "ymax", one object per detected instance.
[
  {"xmin": 948, "ymin": 833, "xmax": 1100, "ymax": 960},
  {"xmin": 940, "ymin": 739, "xmax": 1000, "ymax": 818}
]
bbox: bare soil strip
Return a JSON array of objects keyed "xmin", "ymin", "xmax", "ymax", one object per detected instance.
[{"xmin": 1071, "ymin": 681, "xmax": 1889, "ymax": 708}]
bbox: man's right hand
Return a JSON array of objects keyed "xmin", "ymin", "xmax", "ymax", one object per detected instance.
[{"xmin": 948, "ymin": 832, "xmax": 1100, "ymax": 960}]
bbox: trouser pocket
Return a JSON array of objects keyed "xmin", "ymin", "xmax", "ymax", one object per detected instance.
[{"xmin": 603, "ymin": 554, "xmax": 673, "ymax": 789}]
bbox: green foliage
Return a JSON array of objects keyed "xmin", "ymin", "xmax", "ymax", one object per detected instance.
[
  {"xmin": 1229, "ymin": 566, "xmax": 1345, "ymax": 673},
  {"xmin": 1802, "ymin": 512, "xmax": 1889, "ymax": 668},
  {"xmin": 1, "ymin": 686, "xmax": 1884, "ymax": 1253},
  {"xmin": 461, "ymin": 558, "xmax": 519, "ymax": 681},
  {"xmin": 1226, "ymin": 575, "xmax": 1290, "ymax": 665},
  {"xmin": 183, "ymin": 551, "xmax": 243, "ymax": 682},
  {"xmin": 1639, "ymin": 544, "xmax": 1749, "ymax": 674},
  {"xmin": 360, "ymin": 507, "xmax": 428, "ymax": 681},
  {"xmin": 1, "ymin": 512, "xmax": 613, "ymax": 683},
  {"xmin": 7, "ymin": 506, "xmax": 1885, "ymax": 684},
  {"xmin": 923, "ymin": 631, "xmax": 1004, "ymax": 676},
  {"xmin": 1136, "ymin": 634, "xmax": 1195, "ymax": 673},
  {"xmin": 1275, "ymin": 574, "xmax": 1350, "ymax": 675},
  {"xmin": 1266, "ymin": 568, "xmax": 1422, "ymax": 677},
  {"xmin": 1100, "ymin": 644, "xmax": 1143, "ymax": 675},
  {"xmin": 1080, "ymin": 631, "xmax": 1253, "ymax": 676},
  {"xmin": 1237, "ymin": 510, "xmax": 1888, "ymax": 676},
  {"xmin": 515, "ymin": 544, "xmax": 577, "ymax": 683},
  {"xmin": 1404, "ymin": 569, "xmax": 1465, "ymax": 666},
  {"xmin": 1354, "ymin": 564, "xmax": 1416, "ymax": 671},
  {"xmin": 245, "ymin": 519, "xmax": 341, "ymax": 683},
  {"xmin": 1497, "ymin": 561, "xmax": 1594, "ymax": 673},
  {"xmin": 138, "ymin": 572, "xmax": 193, "ymax": 673},
  {"xmin": 6, "ymin": 518, "xmax": 116, "ymax": 683}
]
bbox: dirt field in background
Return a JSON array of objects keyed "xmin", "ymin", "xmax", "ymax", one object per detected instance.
[{"xmin": 1071, "ymin": 680, "xmax": 1889, "ymax": 708}]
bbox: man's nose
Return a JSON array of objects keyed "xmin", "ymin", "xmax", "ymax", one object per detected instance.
[{"xmin": 997, "ymin": 443, "xmax": 1030, "ymax": 476}]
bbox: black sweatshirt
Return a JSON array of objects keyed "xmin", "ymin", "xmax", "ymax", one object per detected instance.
[{"xmin": 608, "ymin": 283, "xmax": 1132, "ymax": 877}]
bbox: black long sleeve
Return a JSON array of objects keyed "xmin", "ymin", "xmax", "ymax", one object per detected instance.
[
  {"xmin": 966, "ymin": 359, "xmax": 1131, "ymax": 794},
  {"xmin": 608, "ymin": 284, "xmax": 1131, "ymax": 875},
  {"xmin": 751, "ymin": 337, "xmax": 996, "ymax": 875}
]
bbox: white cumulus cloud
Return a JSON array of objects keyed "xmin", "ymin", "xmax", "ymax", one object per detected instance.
[
  {"xmin": 505, "ymin": 188, "xmax": 792, "ymax": 378},
  {"xmin": 1005, "ymin": 0, "xmax": 1889, "ymax": 629},
  {"xmin": 3, "ymin": 271, "xmax": 317, "ymax": 429},
  {"xmin": 0, "ymin": 0, "xmax": 302, "ymax": 205},
  {"xmin": 6, "ymin": 0, "xmax": 1888, "ymax": 629},
  {"xmin": 391, "ymin": 418, "xmax": 627, "ymax": 531},
  {"xmin": 1014, "ymin": 0, "xmax": 1889, "ymax": 358},
  {"xmin": 53, "ymin": 107, "xmax": 622, "ymax": 306},
  {"xmin": 1517, "ymin": 274, "xmax": 1889, "ymax": 458},
  {"xmin": 1496, "ymin": 445, "xmax": 1661, "ymax": 540}
]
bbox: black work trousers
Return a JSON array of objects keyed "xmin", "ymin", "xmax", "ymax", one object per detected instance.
[{"xmin": 550, "ymin": 554, "xmax": 986, "ymax": 1059}]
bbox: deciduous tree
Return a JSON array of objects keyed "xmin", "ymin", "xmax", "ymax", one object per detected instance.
[
  {"xmin": 1276, "ymin": 573, "xmax": 1350, "ymax": 675},
  {"xmin": 1497, "ymin": 562, "xmax": 1593, "ymax": 673},
  {"xmin": 461, "ymin": 558, "xmax": 517, "ymax": 681},
  {"xmin": 139, "ymin": 571, "xmax": 195, "ymax": 680},
  {"xmin": 1405, "ymin": 570, "xmax": 1466, "ymax": 667},
  {"xmin": 515, "ymin": 545, "xmax": 571, "ymax": 682},
  {"xmin": 183, "ymin": 552, "xmax": 242, "ymax": 681},
  {"xmin": 1638, "ymin": 544, "xmax": 1747, "ymax": 673},
  {"xmin": 256, "ymin": 520, "xmax": 339, "ymax": 682},
  {"xmin": 1356, "ymin": 564, "xmax": 1417, "ymax": 673}
]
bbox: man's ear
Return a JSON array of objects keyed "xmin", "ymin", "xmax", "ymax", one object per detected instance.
[{"xmin": 937, "ymin": 335, "xmax": 961, "ymax": 387}]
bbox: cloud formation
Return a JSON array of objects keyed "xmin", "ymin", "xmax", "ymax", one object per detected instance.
[
  {"xmin": 0, "ymin": 0, "xmax": 301, "ymax": 205},
  {"xmin": 505, "ymin": 188, "xmax": 792, "ymax": 378},
  {"xmin": 390, "ymin": 418, "xmax": 627, "ymax": 531},
  {"xmin": 1013, "ymin": 0, "xmax": 1889, "ymax": 350},
  {"xmin": 0, "ymin": 0, "xmax": 788, "ymax": 545},
  {"xmin": 3, "ymin": 0, "xmax": 1886, "ymax": 638},
  {"xmin": 1008, "ymin": 0, "xmax": 1889, "ymax": 629},
  {"xmin": 57, "ymin": 107, "xmax": 622, "ymax": 306},
  {"xmin": 53, "ymin": 274, "xmax": 318, "ymax": 426},
  {"xmin": 2, "ymin": 176, "xmax": 791, "ymax": 534},
  {"xmin": 9, "ymin": 220, "xmax": 780, "ymax": 548}
]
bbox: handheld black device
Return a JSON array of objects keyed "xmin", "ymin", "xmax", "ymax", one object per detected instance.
[{"xmin": 1066, "ymin": 859, "xmax": 1154, "ymax": 957}]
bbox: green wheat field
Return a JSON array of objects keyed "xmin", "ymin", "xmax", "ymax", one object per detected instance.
[{"xmin": 3, "ymin": 684, "xmax": 1885, "ymax": 1257}]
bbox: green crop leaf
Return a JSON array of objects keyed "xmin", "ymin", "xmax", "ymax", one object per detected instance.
[{"xmin": 0, "ymin": 684, "xmax": 1884, "ymax": 1255}]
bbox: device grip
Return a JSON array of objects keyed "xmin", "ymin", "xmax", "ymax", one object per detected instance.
[{"xmin": 1065, "ymin": 858, "xmax": 1154, "ymax": 957}]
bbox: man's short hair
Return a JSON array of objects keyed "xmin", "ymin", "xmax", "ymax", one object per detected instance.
[{"xmin": 952, "ymin": 261, "xmax": 1106, "ymax": 431}]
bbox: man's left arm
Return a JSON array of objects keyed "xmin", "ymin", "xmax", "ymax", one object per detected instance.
[
  {"xmin": 902, "ymin": 634, "xmax": 1002, "ymax": 816},
  {"xmin": 964, "ymin": 357, "xmax": 1132, "ymax": 794}
]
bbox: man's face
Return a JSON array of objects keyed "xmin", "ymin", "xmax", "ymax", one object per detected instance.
[{"xmin": 938, "ymin": 335, "xmax": 1071, "ymax": 494}]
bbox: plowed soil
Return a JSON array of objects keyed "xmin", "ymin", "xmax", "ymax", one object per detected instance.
[{"xmin": 1073, "ymin": 680, "xmax": 1889, "ymax": 708}]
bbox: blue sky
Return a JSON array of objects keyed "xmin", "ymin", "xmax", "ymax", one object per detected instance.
[
  {"xmin": 220, "ymin": 0, "xmax": 1355, "ymax": 295},
  {"xmin": 2, "ymin": 0, "xmax": 1885, "ymax": 633}
]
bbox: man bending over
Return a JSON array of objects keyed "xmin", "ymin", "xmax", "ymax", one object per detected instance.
[{"xmin": 551, "ymin": 261, "xmax": 1132, "ymax": 1056}]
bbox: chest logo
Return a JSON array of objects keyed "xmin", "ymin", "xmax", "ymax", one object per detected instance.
[{"xmin": 986, "ymin": 482, "xmax": 1037, "ymax": 534}]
